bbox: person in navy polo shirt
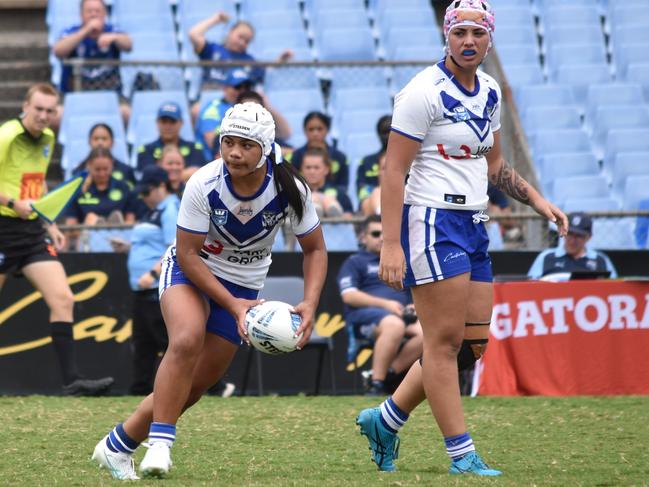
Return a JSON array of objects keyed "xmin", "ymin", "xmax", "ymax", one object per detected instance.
[
  {"xmin": 65, "ymin": 147, "xmax": 136, "ymax": 233},
  {"xmin": 338, "ymin": 215, "xmax": 423, "ymax": 395},
  {"xmin": 137, "ymin": 102, "xmax": 206, "ymax": 172},
  {"xmin": 528, "ymin": 212, "xmax": 618, "ymax": 279},
  {"xmin": 53, "ymin": 0, "xmax": 132, "ymax": 120},
  {"xmin": 125, "ymin": 166, "xmax": 179, "ymax": 395}
]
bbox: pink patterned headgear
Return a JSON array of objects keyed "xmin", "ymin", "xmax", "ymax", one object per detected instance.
[{"xmin": 443, "ymin": 0, "xmax": 495, "ymax": 53}]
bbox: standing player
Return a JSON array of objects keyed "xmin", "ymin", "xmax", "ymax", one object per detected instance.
[
  {"xmin": 356, "ymin": 0, "xmax": 568, "ymax": 476},
  {"xmin": 0, "ymin": 83, "xmax": 114, "ymax": 395},
  {"xmin": 91, "ymin": 102, "xmax": 327, "ymax": 480}
]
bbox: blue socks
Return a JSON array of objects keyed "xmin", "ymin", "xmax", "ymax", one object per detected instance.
[
  {"xmin": 379, "ymin": 396, "xmax": 409, "ymax": 433},
  {"xmin": 444, "ymin": 432, "xmax": 475, "ymax": 460},
  {"xmin": 106, "ymin": 423, "xmax": 139, "ymax": 454},
  {"xmin": 149, "ymin": 422, "xmax": 176, "ymax": 447}
]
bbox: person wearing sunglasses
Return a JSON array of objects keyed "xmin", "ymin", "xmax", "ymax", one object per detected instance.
[
  {"xmin": 356, "ymin": 0, "xmax": 569, "ymax": 476},
  {"xmin": 337, "ymin": 215, "xmax": 423, "ymax": 396}
]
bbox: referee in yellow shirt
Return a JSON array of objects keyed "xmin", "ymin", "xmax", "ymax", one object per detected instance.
[{"xmin": 0, "ymin": 83, "xmax": 113, "ymax": 395}]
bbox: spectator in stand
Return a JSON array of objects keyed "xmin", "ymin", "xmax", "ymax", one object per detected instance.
[
  {"xmin": 287, "ymin": 112, "xmax": 349, "ymax": 188},
  {"xmin": 158, "ymin": 145, "xmax": 187, "ymax": 198},
  {"xmin": 360, "ymin": 152, "xmax": 386, "ymax": 216},
  {"xmin": 338, "ymin": 215, "xmax": 423, "ymax": 395},
  {"xmin": 65, "ymin": 147, "xmax": 136, "ymax": 250},
  {"xmin": 194, "ymin": 70, "xmax": 252, "ymax": 161},
  {"xmin": 357, "ymin": 115, "xmax": 391, "ymax": 204},
  {"xmin": 137, "ymin": 102, "xmax": 205, "ymax": 172},
  {"xmin": 122, "ymin": 166, "xmax": 179, "ymax": 395},
  {"xmin": 301, "ymin": 146, "xmax": 354, "ymax": 219},
  {"xmin": 528, "ymin": 212, "xmax": 618, "ymax": 279},
  {"xmin": 53, "ymin": 0, "xmax": 132, "ymax": 122},
  {"xmin": 72, "ymin": 123, "xmax": 135, "ymax": 189}
]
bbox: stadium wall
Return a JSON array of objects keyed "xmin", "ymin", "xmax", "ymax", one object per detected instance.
[{"xmin": 1, "ymin": 251, "xmax": 647, "ymax": 395}]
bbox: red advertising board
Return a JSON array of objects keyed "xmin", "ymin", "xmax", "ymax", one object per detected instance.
[{"xmin": 478, "ymin": 280, "xmax": 649, "ymax": 396}]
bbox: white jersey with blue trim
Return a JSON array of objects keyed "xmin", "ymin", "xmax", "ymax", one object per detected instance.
[
  {"xmin": 175, "ymin": 158, "xmax": 320, "ymax": 290},
  {"xmin": 391, "ymin": 60, "xmax": 502, "ymax": 210}
]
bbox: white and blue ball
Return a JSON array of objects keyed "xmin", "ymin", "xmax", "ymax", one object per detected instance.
[{"xmin": 245, "ymin": 301, "xmax": 301, "ymax": 354}]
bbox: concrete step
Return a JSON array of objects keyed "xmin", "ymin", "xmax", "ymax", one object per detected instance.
[
  {"xmin": 0, "ymin": 101, "xmax": 22, "ymax": 123},
  {"xmin": 0, "ymin": 41, "xmax": 49, "ymax": 62},
  {"xmin": 0, "ymin": 61, "xmax": 50, "ymax": 82},
  {"xmin": 0, "ymin": 8, "xmax": 46, "ymax": 32},
  {"xmin": 0, "ymin": 81, "xmax": 37, "ymax": 100}
]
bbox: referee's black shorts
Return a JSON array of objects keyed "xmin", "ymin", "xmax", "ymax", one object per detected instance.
[{"xmin": 0, "ymin": 215, "xmax": 59, "ymax": 275}]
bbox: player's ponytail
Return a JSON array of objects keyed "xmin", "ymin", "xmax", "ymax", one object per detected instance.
[{"xmin": 269, "ymin": 144, "xmax": 308, "ymax": 222}]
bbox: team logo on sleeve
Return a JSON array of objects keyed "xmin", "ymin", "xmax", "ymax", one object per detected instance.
[
  {"xmin": 211, "ymin": 208, "xmax": 229, "ymax": 226},
  {"xmin": 261, "ymin": 211, "xmax": 282, "ymax": 228}
]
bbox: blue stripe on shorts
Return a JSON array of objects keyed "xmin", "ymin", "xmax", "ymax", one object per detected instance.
[
  {"xmin": 402, "ymin": 206, "xmax": 493, "ymax": 287},
  {"xmin": 158, "ymin": 247, "xmax": 259, "ymax": 345}
]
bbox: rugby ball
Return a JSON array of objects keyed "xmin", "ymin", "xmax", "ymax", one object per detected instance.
[{"xmin": 245, "ymin": 301, "xmax": 301, "ymax": 355}]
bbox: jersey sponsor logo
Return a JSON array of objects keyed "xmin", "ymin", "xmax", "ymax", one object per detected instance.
[
  {"xmin": 108, "ymin": 189, "xmax": 123, "ymax": 201},
  {"xmin": 261, "ymin": 211, "xmax": 282, "ymax": 228},
  {"xmin": 366, "ymin": 263, "xmax": 379, "ymax": 275},
  {"xmin": 237, "ymin": 206, "xmax": 253, "ymax": 216},
  {"xmin": 212, "ymin": 208, "xmax": 228, "ymax": 226},
  {"xmin": 443, "ymin": 250, "xmax": 467, "ymax": 262},
  {"xmin": 434, "ymin": 77, "xmax": 446, "ymax": 86},
  {"xmin": 444, "ymin": 193, "xmax": 466, "ymax": 204},
  {"xmin": 226, "ymin": 248, "xmax": 270, "ymax": 265},
  {"xmin": 230, "ymin": 123, "xmax": 251, "ymax": 132},
  {"xmin": 20, "ymin": 173, "xmax": 44, "ymax": 200}
]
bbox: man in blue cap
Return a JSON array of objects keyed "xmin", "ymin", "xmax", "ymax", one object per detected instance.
[
  {"xmin": 194, "ymin": 69, "xmax": 252, "ymax": 160},
  {"xmin": 136, "ymin": 101, "xmax": 206, "ymax": 171}
]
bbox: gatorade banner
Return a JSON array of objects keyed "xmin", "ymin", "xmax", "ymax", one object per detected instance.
[
  {"xmin": 30, "ymin": 171, "xmax": 87, "ymax": 223},
  {"xmin": 478, "ymin": 280, "xmax": 649, "ymax": 396}
]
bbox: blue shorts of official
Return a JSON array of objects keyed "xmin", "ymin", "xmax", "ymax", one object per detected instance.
[
  {"xmin": 159, "ymin": 251, "xmax": 258, "ymax": 345},
  {"xmin": 401, "ymin": 205, "xmax": 493, "ymax": 287},
  {"xmin": 346, "ymin": 307, "xmax": 394, "ymax": 341}
]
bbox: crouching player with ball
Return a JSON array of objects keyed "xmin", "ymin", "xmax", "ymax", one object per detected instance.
[
  {"xmin": 92, "ymin": 102, "xmax": 327, "ymax": 480},
  {"xmin": 356, "ymin": 0, "xmax": 568, "ymax": 477}
]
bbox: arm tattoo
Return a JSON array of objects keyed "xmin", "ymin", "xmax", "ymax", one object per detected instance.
[{"xmin": 489, "ymin": 160, "xmax": 531, "ymax": 204}]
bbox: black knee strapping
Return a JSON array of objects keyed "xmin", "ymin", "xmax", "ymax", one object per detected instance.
[{"xmin": 458, "ymin": 338, "xmax": 488, "ymax": 371}]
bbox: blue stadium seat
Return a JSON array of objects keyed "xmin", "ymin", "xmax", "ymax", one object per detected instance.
[
  {"xmin": 263, "ymin": 67, "xmax": 320, "ymax": 91},
  {"xmin": 610, "ymin": 25, "xmax": 646, "ymax": 52},
  {"xmin": 241, "ymin": 9, "xmax": 304, "ymax": 32},
  {"xmin": 48, "ymin": 14, "xmax": 79, "ymax": 46},
  {"xmin": 369, "ymin": 0, "xmax": 431, "ymax": 17},
  {"xmin": 60, "ymin": 91, "xmax": 121, "ymax": 145},
  {"xmin": 382, "ymin": 27, "xmax": 443, "ymax": 59},
  {"xmin": 334, "ymin": 109, "xmax": 387, "ymax": 140},
  {"xmin": 250, "ymin": 28, "xmax": 310, "ymax": 56},
  {"xmin": 375, "ymin": 9, "xmax": 436, "ymax": 42},
  {"xmin": 329, "ymin": 66, "xmax": 389, "ymax": 89},
  {"xmin": 503, "ymin": 64, "xmax": 545, "ymax": 89},
  {"xmin": 128, "ymin": 91, "xmax": 192, "ymax": 145},
  {"xmin": 46, "ymin": 0, "xmax": 79, "ymax": 26},
  {"xmin": 546, "ymin": 44, "xmax": 607, "ymax": 78},
  {"xmin": 536, "ymin": 0, "xmax": 596, "ymax": 12},
  {"xmin": 555, "ymin": 63, "xmax": 612, "ymax": 110},
  {"xmin": 256, "ymin": 46, "xmax": 313, "ymax": 62},
  {"xmin": 611, "ymin": 154, "xmax": 649, "ymax": 196},
  {"xmin": 114, "ymin": 14, "xmax": 175, "ymax": 36},
  {"xmin": 540, "ymin": 6, "xmax": 601, "ymax": 32},
  {"xmin": 266, "ymin": 88, "xmax": 325, "ymax": 115},
  {"xmin": 240, "ymin": 0, "xmax": 301, "ymax": 17},
  {"xmin": 623, "ymin": 175, "xmax": 649, "ymax": 210},
  {"xmin": 322, "ymin": 223, "xmax": 358, "ymax": 251},
  {"xmin": 544, "ymin": 25, "xmax": 605, "ymax": 49},
  {"xmin": 608, "ymin": 5, "xmax": 649, "ymax": 28},
  {"xmin": 563, "ymin": 197, "xmax": 621, "ymax": 213},
  {"xmin": 59, "ymin": 115, "xmax": 126, "ymax": 153},
  {"xmin": 309, "ymin": 9, "xmax": 370, "ymax": 37},
  {"xmin": 87, "ymin": 229, "xmax": 133, "ymax": 253},
  {"xmin": 626, "ymin": 63, "xmax": 649, "ymax": 100},
  {"xmin": 495, "ymin": 6, "xmax": 536, "ymax": 28},
  {"xmin": 603, "ymin": 129, "xmax": 649, "ymax": 172},
  {"xmin": 305, "ymin": 0, "xmax": 364, "ymax": 15},
  {"xmin": 494, "ymin": 26, "xmax": 538, "ymax": 47},
  {"xmin": 282, "ymin": 111, "xmax": 308, "ymax": 148},
  {"xmin": 539, "ymin": 152, "xmax": 600, "ymax": 195},
  {"xmin": 532, "ymin": 129, "xmax": 592, "ymax": 158},
  {"xmin": 551, "ymin": 175, "xmax": 609, "ymax": 206},
  {"xmin": 515, "ymin": 84, "xmax": 576, "ymax": 115},
  {"xmin": 523, "ymin": 106, "xmax": 581, "ymax": 136},
  {"xmin": 390, "ymin": 45, "xmax": 444, "ymax": 62},
  {"xmin": 589, "ymin": 218, "xmax": 637, "ymax": 250},
  {"xmin": 391, "ymin": 65, "xmax": 427, "ymax": 93},
  {"xmin": 111, "ymin": 0, "xmax": 172, "ymax": 20},
  {"xmin": 176, "ymin": 0, "xmax": 236, "ymax": 24},
  {"xmin": 586, "ymin": 83, "xmax": 645, "ymax": 120},
  {"xmin": 589, "ymin": 105, "xmax": 649, "ymax": 160},
  {"xmin": 614, "ymin": 44, "xmax": 649, "ymax": 78},
  {"xmin": 496, "ymin": 45, "xmax": 540, "ymax": 66},
  {"xmin": 330, "ymin": 87, "xmax": 392, "ymax": 116},
  {"xmin": 338, "ymin": 132, "xmax": 381, "ymax": 164},
  {"xmin": 316, "ymin": 28, "xmax": 376, "ymax": 61}
]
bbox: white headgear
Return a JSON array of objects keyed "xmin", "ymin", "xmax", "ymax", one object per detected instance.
[{"xmin": 219, "ymin": 102, "xmax": 276, "ymax": 168}]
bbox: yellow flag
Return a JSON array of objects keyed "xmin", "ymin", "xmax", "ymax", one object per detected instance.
[{"xmin": 30, "ymin": 172, "xmax": 87, "ymax": 224}]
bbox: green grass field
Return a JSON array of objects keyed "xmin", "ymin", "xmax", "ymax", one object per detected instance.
[{"xmin": 1, "ymin": 395, "xmax": 648, "ymax": 486}]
